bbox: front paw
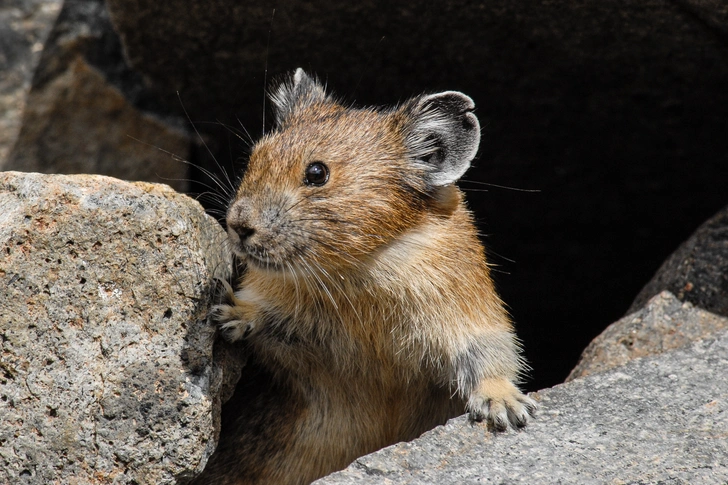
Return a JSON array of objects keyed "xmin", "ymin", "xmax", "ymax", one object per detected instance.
[
  {"xmin": 209, "ymin": 278, "xmax": 259, "ymax": 342},
  {"xmin": 210, "ymin": 303, "xmax": 257, "ymax": 342},
  {"xmin": 466, "ymin": 377, "xmax": 537, "ymax": 431}
]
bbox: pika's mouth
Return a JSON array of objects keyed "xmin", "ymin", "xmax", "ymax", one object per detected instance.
[
  {"xmin": 226, "ymin": 224, "xmax": 286, "ymax": 271},
  {"xmin": 241, "ymin": 247, "xmax": 285, "ymax": 271}
]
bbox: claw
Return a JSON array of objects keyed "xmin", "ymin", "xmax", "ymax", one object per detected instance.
[{"xmin": 466, "ymin": 378, "xmax": 537, "ymax": 431}]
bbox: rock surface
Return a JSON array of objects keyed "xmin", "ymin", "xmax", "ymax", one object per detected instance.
[
  {"xmin": 316, "ymin": 326, "xmax": 728, "ymax": 485},
  {"xmin": 0, "ymin": 171, "xmax": 232, "ymax": 484},
  {"xmin": 630, "ymin": 204, "xmax": 728, "ymax": 318},
  {"xmin": 0, "ymin": 0, "xmax": 62, "ymax": 163},
  {"xmin": 1, "ymin": 0, "xmax": 191, "ymax": 192},
  {"xmin": 568, "ymin": 291, "xmax": 728, "ymax": 380}
]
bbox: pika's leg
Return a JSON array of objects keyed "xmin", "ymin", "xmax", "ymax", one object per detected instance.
[
  {"xmin": 210, "ymin": 278, "xmax": 261, "ymax": 342},
  {"xmin": 451, "ymin": 331, "xmax": 537, "ymax": 430},
  {"xmin": 466, "ymin": 377, "xmax": 537, "ymax": 431}
]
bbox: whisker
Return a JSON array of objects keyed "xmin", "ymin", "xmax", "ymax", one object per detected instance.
[
  {"xmin": 125, "ymin": 134, "xmax": 236, "ymax": 208},
  {"xmin": 176, "ymin": 92, "xmax": 237, "ymax": 196},
  {"xmin": 262, "ymin": 8, "xmax": 276, "ymax": 135},
  {"xmin": 296, "ymin": 255, "xmax": 326, "ymax": 318},
  {"xmin": 191, "ymin": 120, "xmax": 253, "ymax": 148},
  {"xmin": 285, "ymin": 217, "xmax": 358, "ymax": 225},
  {"xmin": 299, "ymin": 257, "xmax": 339, "ymax": 312},
  {"xmin": 459, "ymin": 179, "xmax": 540, "ymax": 193},
  {"xmin": 285, "ymin": 260, "xmax": 302, "ymax": 322},
  {"xmin": 277, "ymin": 192, "xmax": 320, "ymax": 216},
  {"xmin": 314, "ymin": 262, "xmax": 365, "ymax": 330},
  {"xmin": 236, "ymin": 116, "xmax": 255, "ymax": 147}
]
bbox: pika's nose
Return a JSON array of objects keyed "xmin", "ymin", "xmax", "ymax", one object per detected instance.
[
  {"xmin": 233, "ymin": 225, "xmax": 256, "ymax": 242},
  {"xmin": 227, "ymin": 198, "xmax": 256, "ymax": 242}
]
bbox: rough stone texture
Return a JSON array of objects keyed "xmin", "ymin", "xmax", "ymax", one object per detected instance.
[
  {"xmin": 2, "ymin": 0, "xmax": 191, "ymax": 193},
  {"xmin": 5, "ymin": 55, "xmax": 191, "ymax": 193},
  {"xmin": 676, "ymin": 0, "xmax": 728, "ymax": 37},
  {"xmin": 104, "ymin": 0, "xmax": 728, "ymax": 389},
  {"xmin": 0, "ymin": 171, "xmax": 233, "ymax": 484},
  {"xmin": 0, "ymin": 0, "xmax": 62, "ymax": 163},
  {"xmin": 316, "ymin": 327, "xmax": 728, "ymax": 485},
  {"xmin": 568, "ymin": 291, "xmax": 728, "ymax": 380},
  {"xmin": 630, "ymin": 204, "xmax": 728, "ymax": 318}
]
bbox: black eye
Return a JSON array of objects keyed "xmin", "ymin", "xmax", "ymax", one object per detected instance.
[{"xmin": 304, "ymin": 162, "xmax": 329, "ymax": 186}]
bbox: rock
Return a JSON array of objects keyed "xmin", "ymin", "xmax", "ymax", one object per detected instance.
[
  {"xmin": 315, "ymin": 327, "xmax": 728, "ymax": 484},
  {"xmin": 1, "ymin": 0, "xmax": 191, "ymax": 193},
  {"xmin": 630, "ymin": 204, "xmax": 728, "ymax": 318},
  {"xmin": 677, "ymin": 0, "xmax": 728, "ymax": 36},
  {"xmin": 0, "ymin": 0, "xmax": 62, "ymax": 163},
  {"xmin": 568, "ymin": 291, "xmax": 728, "ymax": 380},
  {"xmin": 0, "ymin": 171, "xmax": 233, "ymax": 484}
]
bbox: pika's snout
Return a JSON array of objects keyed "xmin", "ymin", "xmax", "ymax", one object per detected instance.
[{"xmin": 226, "ymin": 198, "xmax": 256, "ymax": 245}]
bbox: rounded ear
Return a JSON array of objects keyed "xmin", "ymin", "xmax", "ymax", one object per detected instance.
[
  {"xmin": 269, "ymin": 68, "xmax": 330, "ymax": 126},
  {"xmin": 404, "ymin": 91, "xmax": 481, "ymax": 186}
]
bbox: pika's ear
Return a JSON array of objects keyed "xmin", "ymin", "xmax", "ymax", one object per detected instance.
[
  {"xmin": 403, "ymin": 91, "xmax": 481, "ymax": 186},
  {"xmin": 270, "ymin": 68, "xmax": 330, "ymax": 126}
]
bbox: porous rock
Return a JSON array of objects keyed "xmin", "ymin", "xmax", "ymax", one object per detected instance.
[
  {"xmin": 568, "ymin": 290, "xmax": 728, "ymax": 380},
  {"xmin": 316, "ymin": 326, "xmax": 728, "ymax": 484},
  {"xmin": 630, "ymin": 204, "xmax": 728, "ymax": 318},
  {"xmin": 0, "ymin": 171, "xmax": 233, "ymax": 484}
]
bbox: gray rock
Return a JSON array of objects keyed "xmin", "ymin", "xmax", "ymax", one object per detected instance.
[
  {"xmin": 630, "ymin": 204, "xmax": 728, "ymax": 318},
  {"xmin": 568, "ymin": 291, "xmax": 728, "ymax": 380},
  {"xmin": 0, "ymin": 0, "xmax": 62, "ymax": 163},
  {"xmin": 0, "ymin": 171, "xmax": 232, "ymax": 484},
  {"xmin": 316, "ymin": 327, "xmax": 728, "ymax": 485},
  {"xmin": 2, "ymin": 0, "xmax": 191, "ymax": 193}
]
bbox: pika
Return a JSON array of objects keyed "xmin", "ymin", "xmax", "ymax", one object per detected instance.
[{"xmin": 194, "ymin": 69, "xmax": 535, "ymax": 485}]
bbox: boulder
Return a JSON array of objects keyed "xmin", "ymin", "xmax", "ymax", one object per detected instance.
[
  {"xmin": 0, "ymin": 171, "xmax": 234, "ymax": 484},
  {"xmin": 316, "ymin": 324, "xmax": 728, "ymax": 484},
  {"xmin": 568, "ymin": 291, "xmax": 728, "ymax": 380},
  {"xmin": 1, "ymin": 0, "xmax": 191, "ymax": 193},
  {"xmin": 0, "ymin": 0, "xmax": 62, "ymax": 163},
  {"xmin": 630, "ymin": 204, "xmax": 728, "ymax": 318}
]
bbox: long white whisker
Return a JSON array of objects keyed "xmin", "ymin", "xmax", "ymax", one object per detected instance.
[
  {"xmin": 296, "ymin": 255, "xmax": 324, "ymax": 318},
  {"xmin": 302, "ymin": 257, "xmax": 339, "ymax": 312},
  {"xmin": 317, "ymin": 264, "xmax": 365, "ymax": 330}
]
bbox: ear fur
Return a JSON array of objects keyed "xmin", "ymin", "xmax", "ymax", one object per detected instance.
[
  {"xmin": 270, "ymin": 68, "xmax": 330, "ymax": 126},
  {"xmin": 403, "ymin": 91, "xmax": 481, "ymax": 186}
]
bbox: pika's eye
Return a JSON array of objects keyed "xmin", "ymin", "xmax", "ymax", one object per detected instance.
[{"xmin": 304, "ymin": 162, "xmax": 329, "ymax": 186}]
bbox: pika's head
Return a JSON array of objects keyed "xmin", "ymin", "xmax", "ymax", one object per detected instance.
[{"xmin": 226, "ymin": 68, "xmax": 480, "ymax": 273}]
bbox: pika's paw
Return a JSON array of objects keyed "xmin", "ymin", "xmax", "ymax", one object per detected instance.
[
  {"xmin": 466, "ymin": 377, "xmax": 537, "ymax": 431},
  {"xmin": 209, "ymin": 278, "xmax": 260, "ymax": 342},
  {"xmin": 210, "ymin": 303, "xmax": 257, "ymax": 342}
]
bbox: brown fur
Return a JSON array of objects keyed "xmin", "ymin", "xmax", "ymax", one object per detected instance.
[{"xmin": 193, "ymin": 70, "xmax": 535, "ymax": 485}]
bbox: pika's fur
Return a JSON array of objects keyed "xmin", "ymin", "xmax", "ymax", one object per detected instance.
[{"xmin": 194, "ymin": 69, "xmax": 535, "ymax": 485}]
